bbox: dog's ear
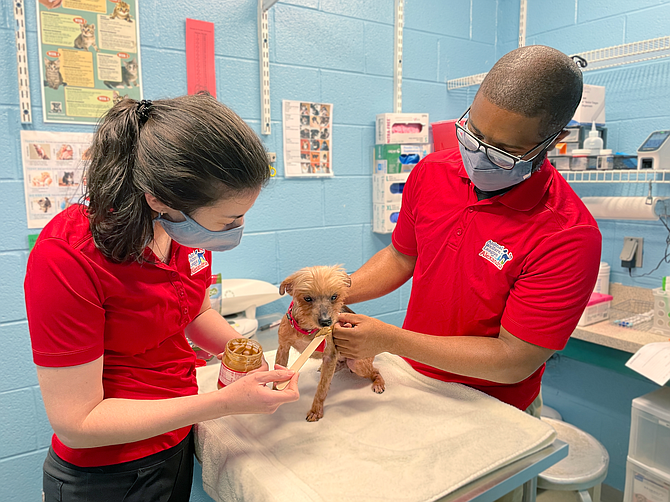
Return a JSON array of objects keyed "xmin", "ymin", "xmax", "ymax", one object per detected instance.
[
  {"xmin": 279, "ymin": 277, "xmax": 293, "ymax": 296},
  {"xmin": 333, "ymin": 265, "xmax": 351, "ymax": 287}
]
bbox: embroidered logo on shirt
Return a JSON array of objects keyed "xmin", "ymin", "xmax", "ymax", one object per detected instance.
[
  {"xmin": 479, "ymin": 240, "xmax": 513, "ymax": 270},
  {"xmin": 188, "ymin": 249, "xmax": 209, "ymax": 276}
]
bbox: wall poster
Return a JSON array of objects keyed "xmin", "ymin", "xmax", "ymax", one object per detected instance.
[
  {"xmin": 282, "ymin": 100, "xmax": 333, "ymax": 178},
  {"xmin": 37, "ymin": 0, "xmax": 143, "ymax": 124},
  {"xmin": 20, "ymin": 130, "xmax": 92, "ymax": 228}
]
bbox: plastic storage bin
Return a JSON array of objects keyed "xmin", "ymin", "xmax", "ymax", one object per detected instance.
[
  {"xmin": 629, "ymin": 387, "xmax": 670, "ymax": 474},
  {"xmin": 613, "ymin": 155, "xmax": 638, "ymax": 170},
  {"xmin": 597, "ymin": 149, "xmax": 613, "ymax": 170},
  {"xmin": 651, "ymin": 288, "xmax": 670, "ymax": 335},
  {"xmin": 571, "ymin": 149, "xmax": 597, "ymax": 170},
  {"xmin": 624, "ymin": 456, "xmax": 670, "ymax": 502},
  {"xmin": 549, "ymin": 156, "xmax": 570, "ymax": 171},
  {"xmin": 578, "ymin": 293, "xmax": 613, "ymax": 326}
]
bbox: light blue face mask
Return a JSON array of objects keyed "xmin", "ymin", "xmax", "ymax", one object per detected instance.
[
  {"xmin": 459, "ymin": 143, "xmax": 535, "ymax": 192},
  {"xmin": 155, "ymin": 212, "xmax": 244, "ymax": 252}
]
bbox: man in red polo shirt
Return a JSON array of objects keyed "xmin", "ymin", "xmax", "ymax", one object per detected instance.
[{"xmin": 333, "ymin": 45, "xmax": 601, "ymax": 414}]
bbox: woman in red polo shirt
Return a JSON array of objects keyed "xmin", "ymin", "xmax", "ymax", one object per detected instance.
[{"xmin": 24, "ymin": 94, "xmax": 299, "ymax": 501}]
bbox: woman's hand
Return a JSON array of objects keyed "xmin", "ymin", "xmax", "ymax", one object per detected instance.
[
  {"xmin": 332, "ymin": 313, "xmax": 392, "ymax": 359},
  {"xmin": 255, "ymin": 354, "xmax": 270, "ymax": 372},
  {"xmin": 219, "ymin": 366, "xmax": 299, "ymax": 415}
]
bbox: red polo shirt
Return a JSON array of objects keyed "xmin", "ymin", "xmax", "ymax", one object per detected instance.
[
  {"xmin": 393, "ymin": 148, "xmax": 601, "ymax": 410},
  {"xmin": 25, "ymin": 205, "xmax": 210, "ymax": 466}
]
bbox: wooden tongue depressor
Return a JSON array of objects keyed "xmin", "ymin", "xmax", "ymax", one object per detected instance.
[{"xmin": 275, "ymin": 327, "xmax": 331, "ymax": 391}]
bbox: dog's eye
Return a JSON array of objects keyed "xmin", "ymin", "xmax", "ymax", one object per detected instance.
[
  {"xmin": 330, "ymin": 294, "xmax": 338, "ymax": 301},
  {"xmin": 304, "ymin": 296, "xmax": 313, "ymax": 303}
]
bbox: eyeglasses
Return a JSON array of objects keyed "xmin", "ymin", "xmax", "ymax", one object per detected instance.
[{"xmin": 455, "ymin": 107, "xmax": 562, "ymax": 170}]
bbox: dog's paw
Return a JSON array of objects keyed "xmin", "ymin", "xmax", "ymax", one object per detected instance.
[
  {"xmin": 372, "ymin": 382, "xmax": 385, "ymax": 394},
  {"xmin": 306, "ymin": 408, "xmax": 324, "ymax": 422}
]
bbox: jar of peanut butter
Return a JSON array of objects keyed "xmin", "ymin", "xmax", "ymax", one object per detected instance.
[{"xmin": 217, "ymin": 338, "xmax": 264, "ymax": 389}]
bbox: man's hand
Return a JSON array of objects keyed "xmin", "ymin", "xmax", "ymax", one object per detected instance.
[{"xmin": 332, "ymin": 313, "xmax": 393, "ymax": 359}]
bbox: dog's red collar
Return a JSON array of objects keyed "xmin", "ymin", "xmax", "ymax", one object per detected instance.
[
  {"xmin": 286, "ymin": 301, "xmax": 326, "ymax": 352},
  {"xmin": 286, "ymin": 301, "xmax": 320, "ymax": 336}
]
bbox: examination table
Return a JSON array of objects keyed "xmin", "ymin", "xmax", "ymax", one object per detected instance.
[{"xmin": 195, "ymin": 350, "xmax": 567, "ymax": 502}]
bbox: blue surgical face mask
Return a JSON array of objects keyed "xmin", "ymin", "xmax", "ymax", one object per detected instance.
[
  {"xmin": 459, "ymin": 143, "xmax": 535, "ymax": 192},
  {"xmin": 155, "ymin": 212, "xmax": 244, "ymax": 252}
]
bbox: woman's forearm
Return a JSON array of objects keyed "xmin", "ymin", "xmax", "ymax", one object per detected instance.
[
  {"xmin": 185, "ymin": 308, "xmax": 240, "ymax": 355},
  {"xmin": 69, "ymin": 391, "xmax": 226, "ymax": 448}
]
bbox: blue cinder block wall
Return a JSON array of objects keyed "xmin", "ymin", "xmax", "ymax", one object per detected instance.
[
  {"xmin": 496, "ymin": 0, "xmax": 670, "ymax": 490},
  {"xmin": 2, "ymin": 0, "xmax": 670, "ymax": 498}
]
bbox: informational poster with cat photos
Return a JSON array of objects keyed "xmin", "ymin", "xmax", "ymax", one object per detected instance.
[
  {"xmin": 282, "ymin": 100, "xmax": 333, "ymax": 178},
  {"xmin": 36, "ymin": 0, "xmax": 143, "ymax": 124},
  {"xmin": 20, "ymin": 131, "xmax": 93, "ymax": 228}
]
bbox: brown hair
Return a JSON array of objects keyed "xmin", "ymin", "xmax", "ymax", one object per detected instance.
[{"xmin": 85, "ymin": 93, "xmax": 270, "ymax": 262}]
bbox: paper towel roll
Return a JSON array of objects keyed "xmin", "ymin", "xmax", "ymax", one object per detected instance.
[{"xmin": 581, "ymin": 197, "xmax": 664, "ymax": 220}]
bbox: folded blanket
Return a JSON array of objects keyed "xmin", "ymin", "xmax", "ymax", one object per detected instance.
[{"xmin": 195, "ymin": 351, "xmax": 556, "ymax": 502}]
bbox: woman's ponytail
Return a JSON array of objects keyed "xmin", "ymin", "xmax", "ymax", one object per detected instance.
[{"xmin": 87, "ymin": 99, "xmax": 154, "ymax": 262}]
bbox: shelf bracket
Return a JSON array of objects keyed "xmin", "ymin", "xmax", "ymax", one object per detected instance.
[
  {"xmin": 518, "ymin": 0, "xmax": 527, "ymax": 48},
  {"xmin": 258, "ymin": 0, "xmax": 278, "ymax": 135},
  {"xmin": 393, "ymin": 0, "xmax": 404, "ymax": 113},
  {"xmin": 14, "ymin": 0, "xmax": 31, "ymax": 124}
]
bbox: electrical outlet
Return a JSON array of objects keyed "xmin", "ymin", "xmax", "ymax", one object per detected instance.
[
  {"xmin": 267, "ymin": 152, "xmax": 277, "ymax": 163},
  {"xmin": 620, "ymin": 237, "xmax": 643, "ymax": 269}
]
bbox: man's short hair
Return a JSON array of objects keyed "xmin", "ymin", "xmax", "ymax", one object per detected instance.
[{"xmin": 478, "ymin": 45, "xmax": 583, "ymax": 138}]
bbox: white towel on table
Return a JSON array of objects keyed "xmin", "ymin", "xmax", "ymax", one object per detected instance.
[{"xmin": 195, "ymin": 351, "xmax": 556, "ymax": 502}]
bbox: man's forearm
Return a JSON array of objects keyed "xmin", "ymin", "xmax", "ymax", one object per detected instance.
[
  {"xmin": 347, "ymin": 244, "xmax": 416, "ymax": 304},
  {"xmin": 384, "ymin": 326, "xmax": 546, "ymax": 384}
]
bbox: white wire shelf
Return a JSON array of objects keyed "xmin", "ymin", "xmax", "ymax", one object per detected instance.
[
  {"xmin": 446, "ymin": 35, "xmax": 670, "ymax": 90},
  {"xmin": 446, "ymin": 72, "xmax": 488, "ymax": 91},
  {"xmin": 576, "ymin": 36, "xmax": 670, "ymax": 72},
  {"xmin": 560, "ymin": 170, "xmax": 670, "ymax": 183}
]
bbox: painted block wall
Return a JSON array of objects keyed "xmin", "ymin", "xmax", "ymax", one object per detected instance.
[
  {"xmin": 0, "ymin": 0, "xmax": 495, "ymax": 500},
  {"xmin": 2, "ymin": 0, "xmax": 669, "ymax": 498}
]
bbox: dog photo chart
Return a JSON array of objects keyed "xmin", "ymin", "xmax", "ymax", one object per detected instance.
[
  {"xmin": 21, "ymin": 131, "xmax": 92, "ymax": 228},
  {"xmin": 36, "ymin": 0, "xmax": 143, "ymax": 124},
  {"xmin": 283, "ymin": 100, "xmax": 333, "ymax": 178}
]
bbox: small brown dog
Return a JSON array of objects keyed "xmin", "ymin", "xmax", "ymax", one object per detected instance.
[{"xmin": 275, "ymin": 265, "xmax": 385, "ymax": 421}]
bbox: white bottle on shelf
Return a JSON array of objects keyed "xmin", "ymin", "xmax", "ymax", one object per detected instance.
[{"xmin": 583, "ymin": 122, "xmax": 604, "ymax": 155}]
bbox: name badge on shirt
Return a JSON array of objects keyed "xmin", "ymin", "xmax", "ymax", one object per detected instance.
[
  {"xmin": 188, "ymin": 248, "xmax": 209, "ymax": 276},
  {"xmin": 479, "ymin": 240, "xmax": 513, "ymax": 271}
]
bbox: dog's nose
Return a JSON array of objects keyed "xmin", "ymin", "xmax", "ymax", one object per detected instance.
[{"xmin": 318, "ymin": 317, "xmax": 332, "ymax": 327}]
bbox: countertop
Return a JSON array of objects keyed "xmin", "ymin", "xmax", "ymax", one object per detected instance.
[{"xmin": 570, "ymin": 283, "xmax": 669, "ymax": 354}]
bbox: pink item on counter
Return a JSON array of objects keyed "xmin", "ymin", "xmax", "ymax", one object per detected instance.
[{"xmin": 587, "ymin": 292, "xmax": 613, "ymax": 306}]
